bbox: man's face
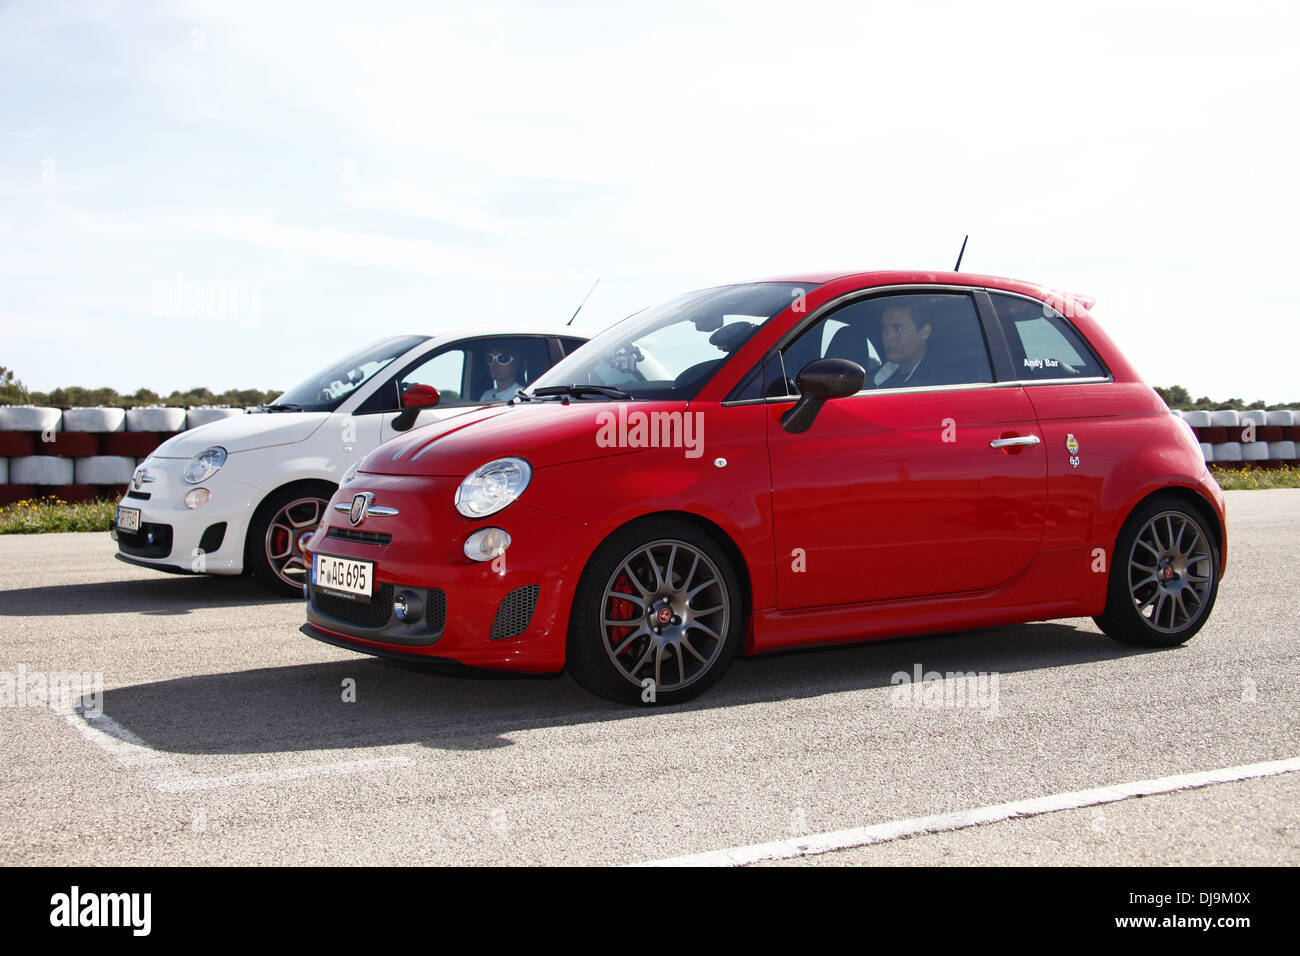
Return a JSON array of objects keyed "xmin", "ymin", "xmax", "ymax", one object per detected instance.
[
  {"xmin": 487, "ymin": 348, "xmax": 518, "ymax": 386},
  {"xmin": 880, "ymin": 306, "xmax": 929, "ymax": 369}
]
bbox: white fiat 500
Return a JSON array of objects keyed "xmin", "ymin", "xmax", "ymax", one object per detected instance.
[{"xmin": 113, "ymin": 326, "xmax": 587, "ymax": 595}]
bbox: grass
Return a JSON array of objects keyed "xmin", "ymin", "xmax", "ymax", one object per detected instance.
[
  {"xmin": 1209, "ymin": 464, "xmax": 1300, "ymax": 490},
  {"xmin": 0, "ymin": 496, "xmax": 118, "ymax": 534}
]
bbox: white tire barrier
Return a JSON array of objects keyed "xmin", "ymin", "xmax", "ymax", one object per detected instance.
[
  {"xmin": 0, "ymin": 458, "xmax": 7, "ymax": 484},
  {"xmin": 10, "ymin": 456, "xmax": 74, "ymax": 485},
  {"xmin": 126, "ymin": 406, "xmax": 187, "ymax": 432},
  {"xmin": 1268, "ymin": 441, "xmax": 1297, "ymax": 460},
  {"xmin": 0, "ymin": 406, "xmax": 61, "ymax": 433},
  {"xmin": 1267, "ymin": 410, "xmax": 1294, "ymax": 427},
  {"xmin": 1199, "ymin": 443, "xmax": 1213, "ymax": 462},
  {"xmin": 1239, "ymin": 410, "xmax": 1267, "ymax": 427},
  {"xmin": 185, "ymin": 407, "xmax": 244, "ymax": 428},
  {"xmin": 61, "ymin": 407, "xmax": 126, "ymax": 433},
  {"xmin": 1241, "ymin": 441, "xmax": 1269, "ymax": 462},
  {"xmin": 1181, "ymin": 410, "xmax": 1212, "ymax": 428},
  {"xmin": 73, "ymin": 456, "xmax": 137, "ymax": 484},
  {"xmin": 1212, "ymin": 442, "xmax": 1242, "ymax": 462},
  {"xmin": 1209, "ymin": 409, "xmax": 1239, "ymax": 428}
]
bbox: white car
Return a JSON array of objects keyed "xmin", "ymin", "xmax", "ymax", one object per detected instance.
[{"xmin": 112, "ymin": 326, "xmax": 587, "ymax": 595}]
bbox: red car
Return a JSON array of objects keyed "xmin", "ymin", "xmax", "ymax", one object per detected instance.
[{"xmin": 301, "ymin": 271, "xmax": 1226, "ymax": 705}]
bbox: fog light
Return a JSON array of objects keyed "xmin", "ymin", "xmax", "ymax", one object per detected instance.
[
  {"xmin": 464, "ymin": 527, "xmax": 511, "ymax": 562},
  {"xmin": 393, "ymin": 590, "xmax": 422, "ymax": 623},
  {"xmin": 184, "ymin": 488, "xmax": 211, "ymax": 510}
]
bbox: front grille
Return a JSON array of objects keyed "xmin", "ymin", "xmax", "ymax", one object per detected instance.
[
  {"xmin": 327, "ymin": 527, "xmax": 393, "ymax": 546},
  {"xmin": 489, "ymin": 584, "xmax": 540, "ymax": 640},
  {"xmin": 425, "ymin": 589, "xmax": 447, "ymax": 631},
  {"xmin": 313, "ymin": 583, "xmax": 394, "ymax": 630},
  {"xmin": 116, "ymin": 521, "xmax": 173, "ymax": 559}
]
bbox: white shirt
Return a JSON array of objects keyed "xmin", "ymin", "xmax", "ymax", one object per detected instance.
[{"xmin": 873, "ymin": 356, "xmax": 925, "ymax": 387}]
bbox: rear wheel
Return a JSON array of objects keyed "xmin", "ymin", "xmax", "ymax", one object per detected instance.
[
  {"xmin": 246, "ymin": 483, "xmax": 335, "ymax": 597},
  {"xmin": 567, "ymin": 518, "xmax": 744, "ymax": 705},
  {"xmin": 1094, "ymin": 495, "xmax": 1220, "ymax": 647}
]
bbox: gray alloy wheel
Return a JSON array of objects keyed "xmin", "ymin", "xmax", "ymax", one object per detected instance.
[
  {"xmin": 1125, "ymin": 510, "xmax": 1214, "ymax": 634},
  {"xmin": 600, "ymin": 539, "xmax": 732, "ymax": 695}
]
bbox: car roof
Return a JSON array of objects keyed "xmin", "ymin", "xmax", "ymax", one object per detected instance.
[
  {"xmin": 418, "ymin": 324, "xmax": 590, "ymax": 344},
  {"xmin": 754, "ymin": 270, "xmax": 1094, "ymax": 311}
]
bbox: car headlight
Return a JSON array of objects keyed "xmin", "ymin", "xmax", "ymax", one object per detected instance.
[
  {"xmin": 183, "ymin": 446, "xmax": 227, "ymax": 484},
  {"xmin": 341, "ymin": 459, "xmax": 362, "ymax": 486},
  {"xmin": 454, "ymin": 457, "xmax": 532, "ymax": 518}
]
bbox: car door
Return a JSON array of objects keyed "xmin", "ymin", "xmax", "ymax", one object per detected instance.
[{"xmin": 765, "ymin": 289, "xmax": 1048, "ymax": 610}]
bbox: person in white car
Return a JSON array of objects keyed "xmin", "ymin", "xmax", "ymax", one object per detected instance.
[{"xmin": 479, "ymin": 346, "xmax": 523, "ymax": 402}]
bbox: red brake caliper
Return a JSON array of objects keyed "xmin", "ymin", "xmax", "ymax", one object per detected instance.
[
  {"xmin": 272, "ymin": 527, "xmax": 289, "ymax": 557},
  {"xmin": 608, "ymin": 573, "xmax": 638, "ymax": 654}
]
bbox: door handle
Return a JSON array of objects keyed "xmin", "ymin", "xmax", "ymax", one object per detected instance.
[{"xmin": 990, "ymin": 435, "xmax": 1041, "ymax": 448}]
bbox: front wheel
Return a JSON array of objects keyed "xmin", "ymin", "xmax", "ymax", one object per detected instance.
[
  {"xmin": 246, "ymin": 484, "xmax": 335, "ymax": 597},
  {"xmin": 1094, "ymin": 495, "xmax": 1220, "ymax": 647},
  {"xmin": 567, "ymin": 518, "xmax": 744, "ymax": 705}
]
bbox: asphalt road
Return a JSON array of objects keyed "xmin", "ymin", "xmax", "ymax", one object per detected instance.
[{"xmin": 1, "ymin": 490, "xmax": 1297, "ymax": 866}]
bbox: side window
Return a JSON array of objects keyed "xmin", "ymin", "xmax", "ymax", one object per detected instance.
[
  {"xmin": 990, "ymin": 293, "xmax": 1106, "ymax": 380},
  {"xmin": 767, "ymin": 292, "xmax": 992, "ymax": 395},
  {"xmin": 466, "ymin": 336, "xmax": 555, "ymax": 403},
  {"xmin": 400, "ymin": 348, "xmax": 467, "ymax": 403}
]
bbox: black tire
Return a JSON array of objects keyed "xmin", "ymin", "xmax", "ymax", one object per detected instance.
[
  {"xmin": 1093, "ymin": 494, "xmax": 1220, "ymax": 647},
  {"xmin": 246, "ymin": 482, "xmax": 335, "ymax": 597},
  {"xmin": 567, "ymin": 517, "xmax": 744, "ymax": 705}
]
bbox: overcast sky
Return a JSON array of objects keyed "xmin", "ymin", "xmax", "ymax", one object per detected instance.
[{"xmin": 2, "ymin": 0, "xmax": 1297, "ymax": 402}]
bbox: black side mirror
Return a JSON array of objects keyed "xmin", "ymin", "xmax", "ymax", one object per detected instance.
[{"xmin": 780, "ymin": 358, "xmax": 865, "ymax": 434}]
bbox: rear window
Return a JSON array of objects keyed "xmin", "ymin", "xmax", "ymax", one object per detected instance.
[{"xmin": 990, "ymin": 293, "xmax": 1107, "ymax": 381}]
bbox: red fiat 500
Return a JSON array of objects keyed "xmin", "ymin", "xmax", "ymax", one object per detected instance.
[{"xmin": 301, "ymin": 271, "xmax": 1226, "ymax": 705}]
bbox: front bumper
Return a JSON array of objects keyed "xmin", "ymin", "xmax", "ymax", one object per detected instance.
[
  {"xmin": 112, "ymin": 459, "xmax": 262, "ymax": 575},
  {"xmin": 302, "ymin": 474, "xmax": 588, "ymax": 673}
]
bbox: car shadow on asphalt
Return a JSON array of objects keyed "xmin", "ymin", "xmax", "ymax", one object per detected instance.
[
  {"xmin": 0, "ymin": 575, "xmax": 294, "ymax": 615},
  {"xmin": 84, "ymin": 621, "xmax": 1164, "ymax": 757}
]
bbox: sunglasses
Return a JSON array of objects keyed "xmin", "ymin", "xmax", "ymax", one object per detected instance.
[{"xmin": 487, "ymin": 353, "xmax": 516, "ymax": 366}]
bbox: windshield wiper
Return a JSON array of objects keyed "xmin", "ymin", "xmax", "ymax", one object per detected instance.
[
  {"xmin": 532, "ymin": 385, "xmax": 633, "ymax": 401},
  {"xmin": 510, "ymin": 389, "xmax": 532, "ymax": 404},
  {"xmin": 260, "ymin": 403, "xmax": 303, "ymax": 413}
]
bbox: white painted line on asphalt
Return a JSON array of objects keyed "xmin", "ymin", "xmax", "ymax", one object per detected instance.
[
  {"xmin": 639, "ymin": 755, "xmax": 1300, "ymax": 867},
  {"xmin": 50, "ymin": 701, "xmax": 411, "ymax": 793}
]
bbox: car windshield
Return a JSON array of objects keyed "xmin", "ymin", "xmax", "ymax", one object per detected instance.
[
  {"xmin": 271, "ymin": 335, "xmax": 429, "ymax": 411},
  {"xmin": 527, "ymin": 282, "xmax": 809, "ymax": 401}
]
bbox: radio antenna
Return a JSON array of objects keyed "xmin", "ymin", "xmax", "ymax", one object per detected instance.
[
  {"xmin": 566, "ymin": 278, "xmax": 600, "ymax": 326},
  {"xmin": 953, "ymin": 235, "xmax": 969, "ymax": 272}
]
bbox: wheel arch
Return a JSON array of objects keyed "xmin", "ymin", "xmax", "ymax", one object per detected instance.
[
  {"xmin": 1112, "ymin": 484, "xmax": 1225, "ymax": 577},
  {"xmin": 243, "ymin": 477, "xmax": 339, "ymax": 564}
]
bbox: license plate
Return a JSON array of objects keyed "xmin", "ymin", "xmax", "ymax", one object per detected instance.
[
  {"xmin": 116, "ymin": 507, "xmax": 141, "ymax": 533},
  {"xmin": 313, "ymin": 554, "xmax": 374, "ymax": 600}
]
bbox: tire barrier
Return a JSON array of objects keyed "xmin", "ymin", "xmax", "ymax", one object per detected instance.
[
  {"xmin": 1176, "ymin": 409, "xmax": 1299, "ymax": 464},
  {"xmin": 0, "ymin": 404, "xmax": 249, "ymax": 500},
  {"xmin": 125, "ymin": 406, "xmax": 188, "ymax": 432},
  {"xmin": 73, "ymin": 456, "xmax": 137, "ymax": 485},
  {"xmin": 61, "ymin": 407, "xmax": 126, "ymax": 432},
  {"xmin": 10, "ymin": 456, "xmax": 75, "ymax": 485}
]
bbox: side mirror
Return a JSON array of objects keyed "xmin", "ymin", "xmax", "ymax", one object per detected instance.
[
  {"xmin": 402, "ymin": 384, "xmax": 440, "ymax": 409},
  {"xmin": 780, "ymin": 358, "xmax": 865, "ymax": 434},
  {"xmin": 392, "ymin": 384, "xmax": 440, "ymax": 432}
]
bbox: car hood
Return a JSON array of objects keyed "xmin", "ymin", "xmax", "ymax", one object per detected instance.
[
  {"xmin": 361, "ymin": 401, "xmax": 655, "ymax": 477},
  {"xmin": 150, "ymin": 412, "xmax": 330, "ymax": 458}
]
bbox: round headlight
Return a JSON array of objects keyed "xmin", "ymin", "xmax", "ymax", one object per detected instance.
[
  {"xmin": 341, "ymin": 459, "xmax": 362, "ymax": 486},
  {"xmin": 183, "ymin": 446, "xmax": 227, "ymax": 484},
  {"xmin": 454, "ymin": 457, "xmax": 532, "ymax": 518}
]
